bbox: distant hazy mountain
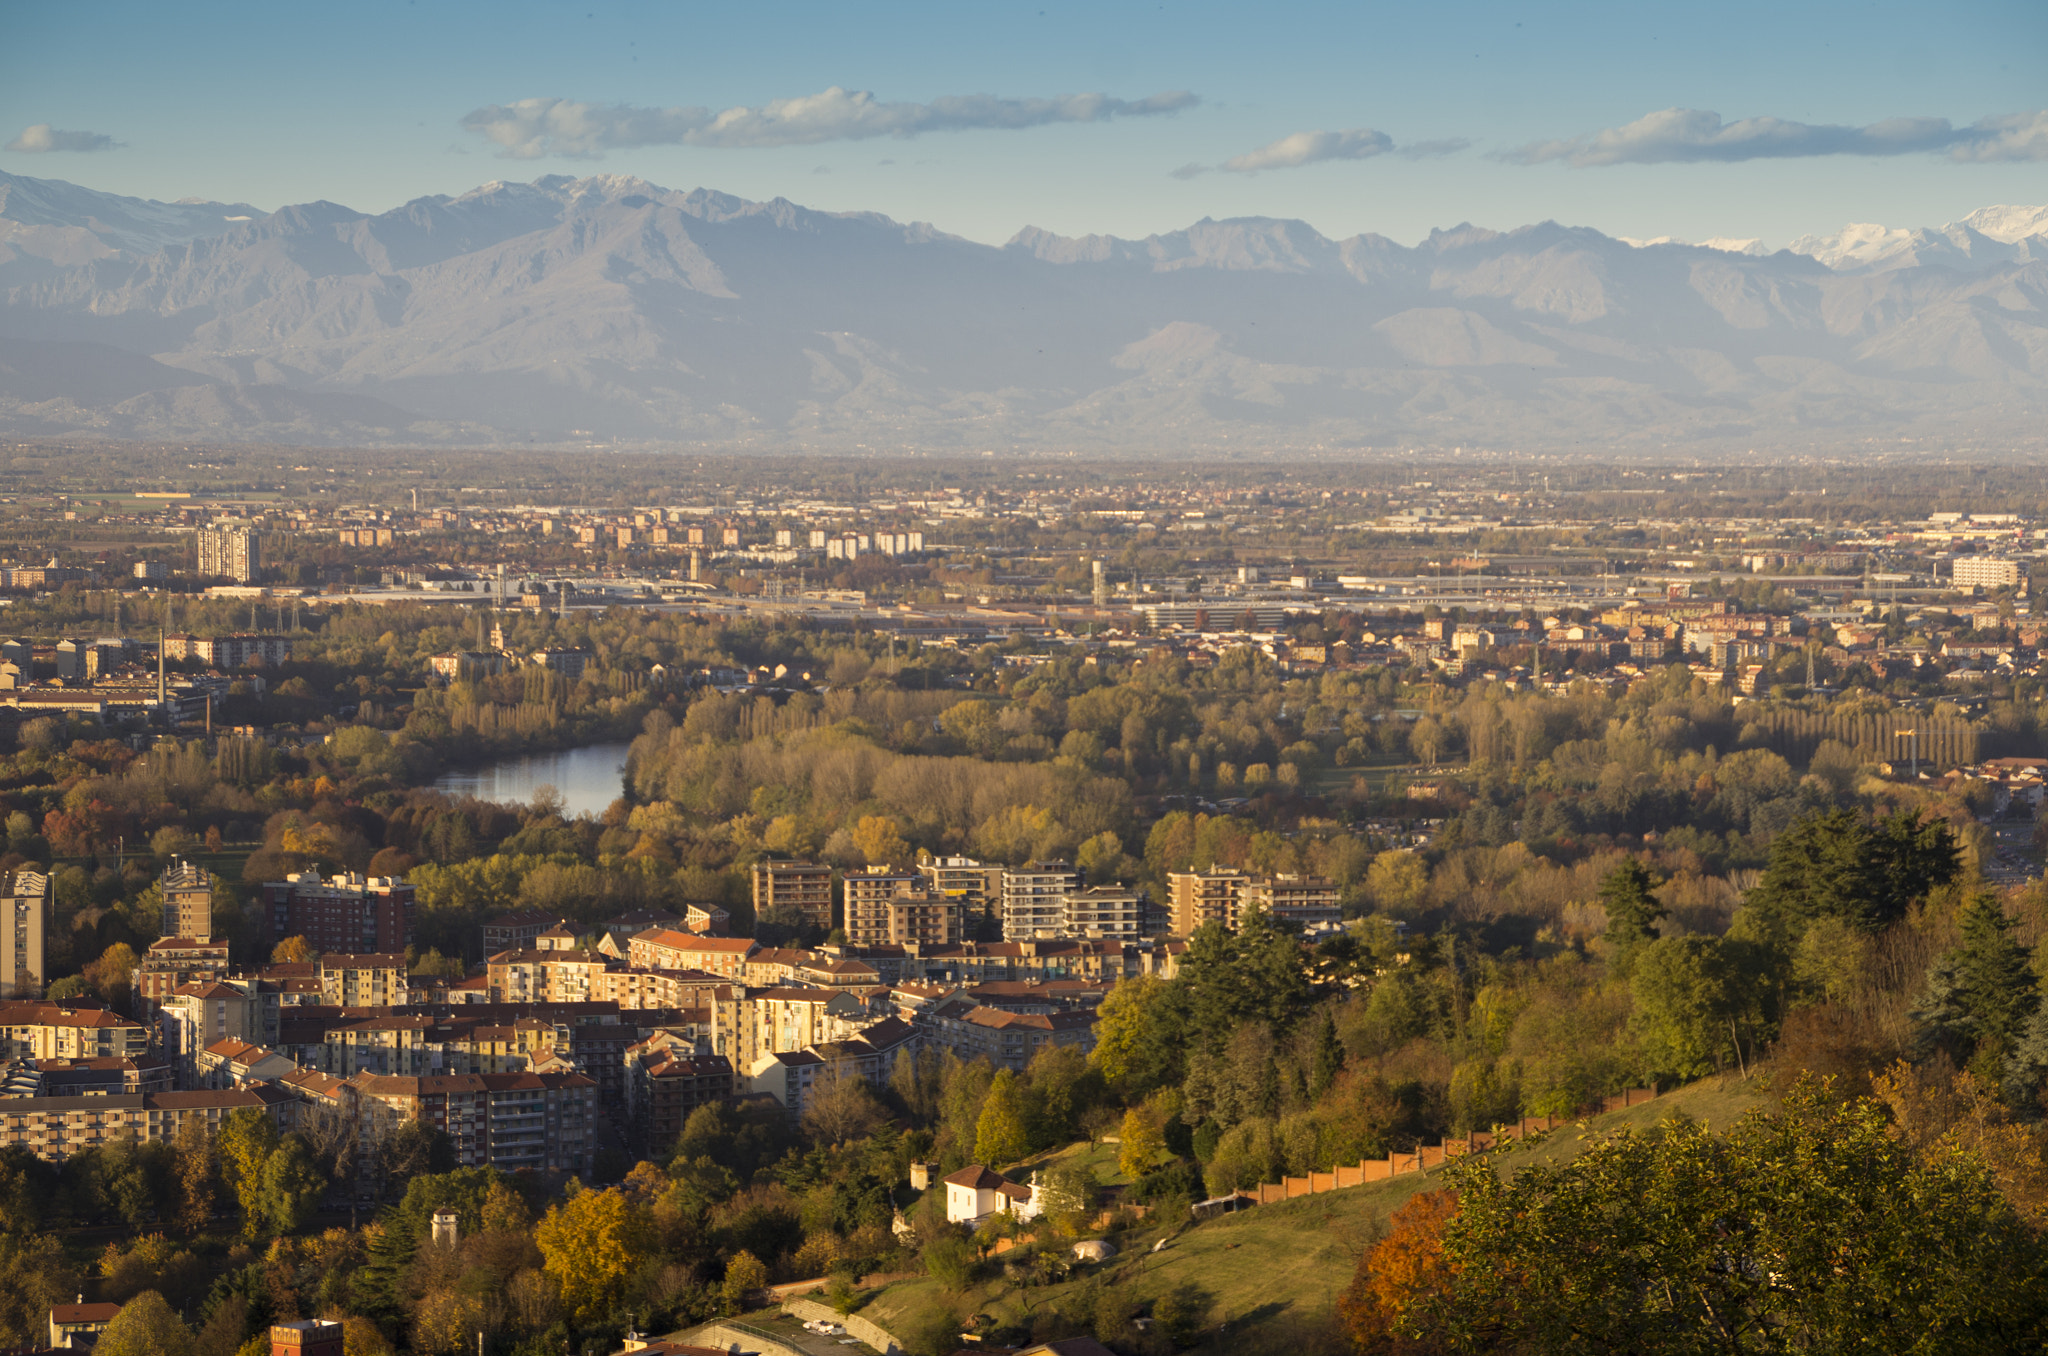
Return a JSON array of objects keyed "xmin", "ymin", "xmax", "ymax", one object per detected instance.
[
  {"xmin": 2, "ymin": 170, "xmax": 2044, "ymax": 450},
  {"xmin": 1786, "ymin": 204, "xmax": 2048, "ymax": 274}
]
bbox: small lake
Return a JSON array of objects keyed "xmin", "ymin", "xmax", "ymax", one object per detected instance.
[{"xmin": 431, "ymin": 741, "xmax": 635, "ymax": 818}]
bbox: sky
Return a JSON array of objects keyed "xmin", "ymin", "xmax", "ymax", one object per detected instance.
[{"xmin": 3, "ymin": 0, "xmax": 2046, "ymax": 248}]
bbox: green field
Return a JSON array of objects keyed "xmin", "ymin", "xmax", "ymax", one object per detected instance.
[{"xmin": 859, "ymin": 1072, "xmax": 1770, "ymax": 1354}]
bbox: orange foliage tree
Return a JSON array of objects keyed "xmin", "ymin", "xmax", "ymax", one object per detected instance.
[{"xmin": 1338, "ymin": 1188, "xmax": 1458, "ymax": 1354}]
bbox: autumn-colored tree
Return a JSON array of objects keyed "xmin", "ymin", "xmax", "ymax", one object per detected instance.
[
  {"xmin": 83, "ymin": 942, "xmax": 140, "ymax": 1008},
  {"xmin": 1338, "ymin": 1189, "xmax": 1458, "ymax": 1354},
  {"xmin": 1117, "ymin": 1107, "xmax": 1165, "ymax": 1181},
  {"xmin": 974, "ymin": 1069, "xmax": 1030, "ymax": 1166},
  {"xmin": 340, "ymin": 1315, "xmax": 395, "ymax": 1356},
  {"xmin": 851, "ymin": 814, "xmax": 911, "ymax": 866},
  {"xmin": 271, "ymin": 936, "xmax": 315, "ymax": 964},
  {"xmin": 1089, "ymin": 975, "xmax": 1174, "ymax": 1093},
  {"xmin": 174, "ymin": 1116, "xmax": 218, "ymax": 1235},
  {"xmin": 720, "ymin": 1249, "xmax": 769, "ymax": 1314},
  {"xmin": 1872, "ymin": 1060, "xmax": 2048, "ymax": 1228},
  {"xmin": 215, "ymin": 1108, "xmax": 280, "ymax": 1236},
  {"xmin": 534, "ymin": 1187, "xmax": 650, "ymax": 1326}
]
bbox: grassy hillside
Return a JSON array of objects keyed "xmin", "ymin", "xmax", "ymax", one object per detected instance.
[{"xmin": 860, "ymin": 1072, "xmax": 1770, "ymax": 1354}]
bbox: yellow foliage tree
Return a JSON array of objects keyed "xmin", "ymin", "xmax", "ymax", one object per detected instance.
[
  {"xmin": 1117, "ymin": 1107, "xmax": 1165, "ymax": 1181},
  {"xmin": 851, "ymin": 814, "xmax": 911, "ymax": 866},
  {"xmin": 270, "ymin": 936, "xmax": 315, "ymax": 964},
  {"xmin": 535, "ymin": 1187, "xmax": 650, "ymax": 1327}
]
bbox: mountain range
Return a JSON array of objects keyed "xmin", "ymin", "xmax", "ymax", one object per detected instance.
[{"xmin": 2, "ymin": 169, "xmax": 2045, "ymax": 451}]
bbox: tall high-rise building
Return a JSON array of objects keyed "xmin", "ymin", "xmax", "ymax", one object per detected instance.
[
  {"xmin": 258, "ymin": 871, "xmax": 415, "ymax": 953},
  {"xmin": 197, "ymin": 526, "xmax": 259, "ymax": 583},
  {"xmin": 160, "ymin": 861, "xmax": 214, "ymax": 942},
  {"xmin": 0, "ymin": 870, "xmax": 51, "ymax": 998}
]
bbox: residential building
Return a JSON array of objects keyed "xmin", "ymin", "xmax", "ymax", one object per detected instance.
[
  {"xmin": 1167, "ymin": 868, "xmax": 1248, "ymax": 936},
  {"xmin": 709, "ymin": 986, "xmax": 872, "ymax": 1069},
  {"xmin": 0, "ymin": 1001, "xmax": 150, "ymax": 1061},
  {"xmin": 346, "ymin": 1070, "xmax": 597, "ymax": 1176},
  {"xmin": 1060, "ymin": 885, "xmax": 1143, "ymax": 942},
  {"xmin": 845, "ymin": 880, "xmax": 964, "ymax": 948},
  {"xmin": 916, "ymin": 854, "xmax": 1003, "ymax": 921},
  {"xmin": 1246, "ymin": 874, "xmax": 1342, "ymax": 930},
  {"xmin": 624, "ymin": 1034, "xmax": 732, "ymax": 1149},
  {"xmin": 1001, "ymin": 862, "xmax": 1082, "ymax": 942},
  {"xmin": 259, "ymin": 871, "xmax": 415, "ymax": 954},
  {"xmin": 160, "ymin": 982, "xmax": 265, "ymax": 1074},
  {"xmin": 196, "ymin": 526, "xmax": 259, "ymax": 583},
  {"xmin": 0, "ymin": 870, "xmax": 50, "ymax": 998},
  {"xmin": 482, "ymin": 909, "xmax": 557, "ymax": 953},
  {"xmin": 318, "ymin": 953, "xmax": 410, "ymax": 1006},
  {"xmin": 751, "ymin": 859, "xmax": 834, "ymax": 931},
  {"xmin": 1954, "ymin": 557, "xmax": 2022, "ymax": 590},
  {"xmin": 916, "ymin": 998, "xmax": 1096, "ymax": 1071},
  {"xmin": 194, "ymin": 1038, "xmax": 298, "ymax": 1089},
  {"xmin": 942, "ymin": 1164, "xmax": 1038, "ymax": 1224},
  {"xmin": 628, "ymin": 929, "xmax": 756, "ymax": 977},
  {"xmin": 0, "ymin": 1085, "xmax": 289, "ymax": 1164},
  {"xmin": 159, "ymin": 861, "xmax": 214, "ymax": 942},
  {"xmin": 485, "ymin": 948, "xmax": 611, "ymax": 1004},
  {"xmin": 50, "ymin": 1300, "xmax": 122, "ymax": 1347}
]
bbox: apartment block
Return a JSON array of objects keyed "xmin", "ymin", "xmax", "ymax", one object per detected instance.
[
  {"xmin": 1061, "ymin": 885, "xmax": 1143, "ymax": 941},
  {"xmin": 846, "ymin": 885, "xmax": 965, "ymax": 948},
  {"xmin": 0, "ymin": 1001, "xmax": 151, "ymax": 1061},
  {"xmin": 709, "ymin": 986, "xmax": 871, "ymax": 1069},
  {"xmin": 346, "ymin": 1070, "xmax": 597, "ymax": 1176},
  {"xmin": 159, "ymin": 862, "xmax": 214, "ymax": 942},
  {"xmin": 259, "ymin": 871, "xmax": 415, "ymax": 954},
  {"xmin": 196, "ymin": 526, "xmax": 259, "ymax": 583},
  {"xmin": 319, "ymin": 953, "xmax": 411, "ymax": 1006},
  {"xmin": 1168, "ymin": 868, "xmax": 1341, "ymax": 934},
  {"xmin": 752, "ymin": 859, "xmax": 835, "ymax": 931},
  {"xmin": 1001, "ymin": 862, "xmax": 1082, "ymax": 941},
  {"xmin": 0, "ymin": 870, "xmax": 50, "ymax": 998}
]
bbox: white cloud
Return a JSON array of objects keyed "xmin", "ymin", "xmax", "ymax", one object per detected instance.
[
  {"xmin": 1511, "ymin": 107, "xmax": 2048, "ymax": 166},
  {"xmin": 6, "ymin": 123, "xmax": 121, "ymax": 153},
  {"xmin": 1175, "ymin": 128, "xmax": 1462, "ymax": 177},
  {"xmin": 461, "ymin": 87, "xmax": 1199, "ymax": 159},
  {"xmin": 1225, "ymin": 128, "xmax": 1392, "ymax": 174}
]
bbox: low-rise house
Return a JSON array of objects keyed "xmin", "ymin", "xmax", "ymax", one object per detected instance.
[
  {"xmin": 50, "ymin": 1299, "xmax": 121, "ymax": 1348},
  {"xmin": 942, "ymin": 1164, "xmax": 1039, "ymax": 1224}
]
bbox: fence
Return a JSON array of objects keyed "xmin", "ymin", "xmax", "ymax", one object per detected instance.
[{"xmin": 1243, "ymin": 1085, "xmax": 1660, "ymax": 1206}]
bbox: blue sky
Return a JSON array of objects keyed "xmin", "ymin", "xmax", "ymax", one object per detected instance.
[{"xmin": 4, "ymin": 0, "xmax": 2045, "ymax": 246}]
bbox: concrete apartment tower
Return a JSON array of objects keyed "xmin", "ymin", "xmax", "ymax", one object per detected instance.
[
  {"xmin": 160, "ymin": 861, "xmax": 214, "ymax": 942},
  {"xmin": 0, "ymin": 870, "xmax": 50, "ymax": 998}
]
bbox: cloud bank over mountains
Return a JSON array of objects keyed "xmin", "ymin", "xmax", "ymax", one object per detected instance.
[
  {"xmin": 460, "ymin": 88, "xmax": 1201, "ymax": 158},
  {"xmin": 1, "ymin": 170, "xmax": 2045, "ymax": 452},
  {"xmin": 1513, "ymin": 107, "xmax": 2048, "ymax": 166}
]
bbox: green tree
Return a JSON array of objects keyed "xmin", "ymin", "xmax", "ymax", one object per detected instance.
[
  {"xmin": 1415, "ymin": 1084, "xmax": 2048, "ymax": 1355},
  {"xmin": 1088, "ymin": 975, "xmax": 1183, "ymax": 1095},
  {"xmin": 1309, "ymin": 1008, "xmax": 1346, "ymax": 1099},
  {"xmin": 257, "ymin": 1136, "xmax": 326, "ymax": 1234},
  {"xmin": 1596, "ymin": 859, "xmax": 1666, "ymax": 958},
  {"xmin": 1914, "ymin": 893, "xmax": 2040, "ymax": 1061},
  {"xmin": 95, "ymin": 1290, "xmax": 195, "ymax": 1356},
  {"xmin": 974, "ymin": 1069, "xmax": 1030, "ymax": 1166},
  {"xmin": 1746, "ymin": 809, "xmax": 1959, "ymax": 940},
  {"xmin": 1629, "ymin": 936, "xmax": 1775, "ymax": 1081}
]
